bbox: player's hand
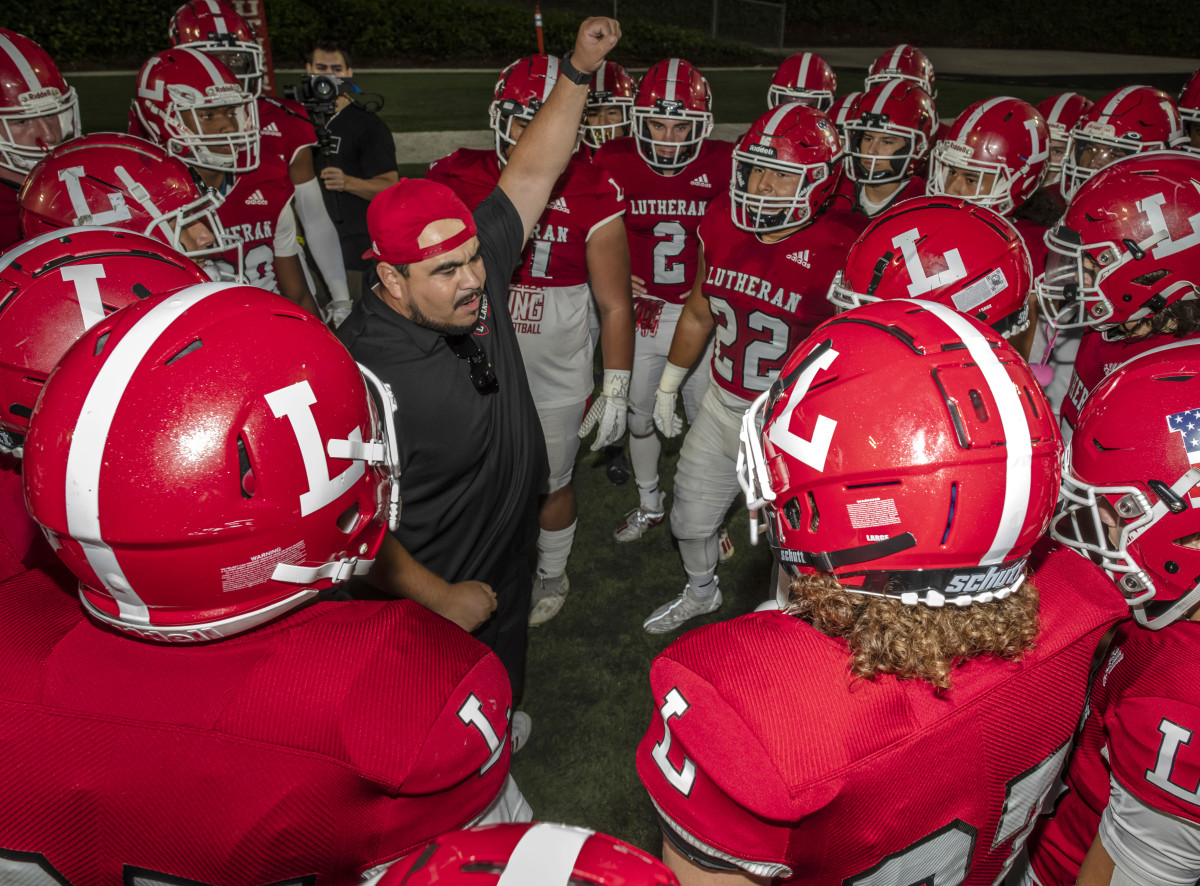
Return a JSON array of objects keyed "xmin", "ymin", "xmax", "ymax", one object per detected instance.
[
  {"xmin": 653, "ymin": 386, "xmax": 683, "ymax": 438},
  {"xmin": 578, "ymin": 369, "xmax": 630, "ymax": 450},
  {"xmin": 444, "ymin": 580, "xmax": 498, "ymax": 633},
  {"xmin": 630, "ymin": 273, "xmax": 648, "ymax": 296},
  {"xmin": 573, "ymin": 17, "xmax": 620, "ymax": 74},
  {"xmin": 320, "ymin": 167, "xmax": 347, "ymax": 191}
]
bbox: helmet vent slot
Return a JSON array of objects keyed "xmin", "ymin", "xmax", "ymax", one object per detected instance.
[
  {"xmin": 9, "ymin": 403, "xmax": 32, "ymax": 419},
  {"xmin": 969, "ymin": 388, "xmax": 989, "ymax": 422},
  {"xmin": 237, "ymin": 435, "xmax": 256, "ymax": 498},
  {"xmin": 806, "ymin": 492, "xmax": 819, "ymax": 531},
  {"xmin": 94, "ymin": 332, "xmax": 110, "ymax": 357},
  {"xmin": 166, "ymin": 339, "xmax": 203, "ymax": 365},
  {"xmin": 782, "ymin": 496, "xmax": 804, "ymax": 531},
  {"xmin": 132, "ymin": 283, "xmax": 153, "ymax": 300},
  {"xmin": 1022, "ymin": 386, "xmax": 1041, "ymax": 419},
  {"xmin": 941, "ymin": 481, "xmax": 958, "ymax": 544},
  {"xmin": 337, "ymin": 502, "xmax": 360, "ymax": 533}
]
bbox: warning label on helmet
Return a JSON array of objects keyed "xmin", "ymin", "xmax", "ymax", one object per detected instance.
[
  {"xmin": 221, "ymin": 540, "xmax": 306, "ymax": 592},
  {"xmin": 952, "ymin": 268, "xmax": 1008, "ymax": 313},
  {"xmin": 847, "ymin": 497, "xmax": 901, "ymax": 529}
]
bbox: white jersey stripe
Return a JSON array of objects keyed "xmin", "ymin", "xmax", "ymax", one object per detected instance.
[
  {"xmin": 0, "ymin": 33, "xmax": 43, "ymax": 92},
  {"xmin": 65, "ymin": 282, "xmax": 238, "ymax": 623},
  {"xmin": 665, "ymin": 58, "xmax": 680, "ymax": 103},
  {"xmin": 915, "ymin": 300, "xmax": 1032, "ymax": 565},
  {"xmin": 497, "ymin": 823, "xmax": 593, "ymax": 886}
]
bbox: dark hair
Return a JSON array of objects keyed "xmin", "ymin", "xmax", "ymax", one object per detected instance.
[{"xmin": 307, "ymin": 41, "xmax": 351, "ymax": 70}]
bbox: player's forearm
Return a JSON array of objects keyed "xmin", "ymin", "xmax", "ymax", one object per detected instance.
[
  {"xmin": 367, "ymin": 532, "xmax": 453, "ymax": 604},
  {"xmin": 344, "ymin": 170, "xmax": 398, "ymax": 202},
  {"xmin": 275, "ymin": 254, "xmax": 322, "ymax": 317},
  {"xmin": 597, "ymin": 303, "xmax": 634, "ymax": 371},
  {"xmin": 668, "ymin": 295, "xmax": 715, "ymax": 370}
]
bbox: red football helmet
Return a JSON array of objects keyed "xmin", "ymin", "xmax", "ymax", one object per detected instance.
[
  {"xmin": 0, "ymin": 29, "xmax": 80, "ymax": 179},
  {"xmin": 825, "ymin": 90, "xmax": 863, "ymax": 141},
  {"xmin": 1179, "ymin": 68, "xmax": 1200, "ymax": 153},
  {"xmin": 376, "ymin": 823, "xmax": 679, "ymax": 886},
  {"xmin": 768, "ymin": 52, "xmax": 837, "ymax": 111},
  {"xmin": 1052, "ymin": 340, "xmax": 1200, "ymax": 628},
  {"xmin": 132, "ymin": 48, "xmax": 260, "ymax": 173},
  {"xmin": 0, "ymin": 227, "xmax": 211, "ymax": 457},
  {"xmin": 1037, "ymin": 151, "xmax": 1200, "ymax": 330},
  {"xmin": 926, "ymin": 96, "xmax": 1050, "ymax": 215},
  {"xmin": 865, "ymin": 44, "xmax": 936, "ymax": 99},
  {"xmin": 169, "ymin": 0, "xmax": 264, "ymax": 97},
  {"xmin": 730, "ymin": 103, "xmax": 841, "ymax": 233},
  {"xmin": 632, "ymin": 59, "xmax": 714, "ymax": 171},
  {"xmin": 489, "ymin": 54, "xmax": 558, "ymax": 164},
  {"xmin": 737, "ymin": 298, "xmax": 1061, "ymax": 604},
  {"xmin": 583, "ymin": 60, "xmax": 636, "ymax": 149},
  {"xmin": 18, "ymin": 132, "xmax": 241, "ymax": 273},
  {"xmin": 1060, "ymin": 85, "xmax": 1186, "ymax": 201},
  {"xmin": 1036, "ymin": 92, "xmax": 1094, "ymax": 182},
  {"xmin": 843, "ymin": 79, "xmax": 936, "ymax": 184},
  {"xmin": 23, "ymin": 283, "xmax": 399, "ymax": 643},
  {"xmin": 828, "ymin": 196, "xmax": 1033, "ymax": 339}
]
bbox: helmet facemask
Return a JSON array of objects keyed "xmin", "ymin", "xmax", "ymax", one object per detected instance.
[
  {"xmin": 845, "ymin": 119, "xmax": 923, "ymax": 184},
  {"xmin": 730, "ymin": 152, "xmax": 830, "ymax": 234},
  {"xmin": 162, "ymin": 83, "xmax": 260, "ymax": 173},
  {"xmin": 633, "ymin": 104, "xmax": 712, "ymax": 171},
  {"xmin": 928, "ymin": 141, "xmax": 1019, "ymax": 215},
  {"xmin": 0, "ymin": 88, "xmax": 80, "ymax": 176}
]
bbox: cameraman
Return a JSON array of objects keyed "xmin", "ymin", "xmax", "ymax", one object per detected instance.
[{"xmin": 306, "ymin": 42, "xmax": 398, "ymax": 302}]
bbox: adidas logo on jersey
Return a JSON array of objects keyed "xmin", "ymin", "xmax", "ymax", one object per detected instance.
[
  {"xmin": 690, "ymin": 173, "xmax": 711, "ymax": 187},
  {"xmin": 787, "ymin": 250, "xmax": 811, "ymax": 268},
  {"xmin": 245, "ymin": 190, "xmax": 268, "ymax": 206},
  {"xmin": 548, "ymin": 196, "xmax": 570, "ymax": 214},
  {"xmin": 260, "ymin": 122, "xmax": 281, "ymax": 136}
]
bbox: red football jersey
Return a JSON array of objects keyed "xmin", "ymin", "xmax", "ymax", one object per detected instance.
[
  {"xmin": 0, "ymin": 571, "xmax": 514, "ymax": 885},
  {"xmin": 1059, "ymin": 330, "xmax": 1200, "ymax": 433},
  {"xmin": 213, "ymin": 164, "xmax": 296, "ymax": 292},
  {"xmin": 637, "ymin": 541, "xmax": 1125, "ymax": 884},
  {"xmin": 698, "ymin": 194, "xmax": 861, "ymax": 401},
  {"xmin": 593, "ymin": 137, "xmax": 733, "ymax": 304},
  {"xmin": 831, "ymin": 172, "xmax": 926, "ymax": 222},
  {"xmin": 1028, "ymin": 618, "xmax": 1200, "ymax": 884},
  {"xmin": 257, "ymin": 96, "xmax": 317, "ymax": 173},
  {"xmin": 426, "ymin": 147, "xmax": 500, "ymax": 212}
]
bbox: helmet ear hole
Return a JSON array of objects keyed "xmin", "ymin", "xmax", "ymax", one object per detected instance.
[
  {"xmin": 237, "ymin": 435, "xmax": 256, "ymax": 499},
  {"xmin": 337, "ymin": 502, "xmax": 360, "ymax": 533}
]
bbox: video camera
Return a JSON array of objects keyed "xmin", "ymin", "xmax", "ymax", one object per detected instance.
[{"xmin": 286, "ymin": 73, "xmax": 354, "ymax": 117}]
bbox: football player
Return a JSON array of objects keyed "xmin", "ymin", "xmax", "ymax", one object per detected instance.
[
  {"xmin": 582, "ymin": 59, "xmax": 637, "ymax": 155},
  {"xmin": 2, "ymin": 281, "xmax": 528, "ymax": 883},
  {"xmin": 0, "ymin": 227, "xmax": 211, "ymax": 582},
  {"xmin": 131, "ymin": 47, "xmax": 323, "ymax": 316},
  {"xmin": 643, "ymin": 103, "xmax": 861, "ymax": 633},
  {"xmin": 18, "ymin": 132, "xmax": 240, "ymax": 279},
  {"xmin": 371, "ymin": 822, "xmax": 680, "ymax": 885},
  {"xmin": 638, "ymin": 298, "xmax": 1126, "ymax": 884},
  {"xmin": 427, "ymin": 54, "xmax": 633, "ymax": 626},
  {"xmin": 593, "ymin": 59, "xmax": 734, "ymax": 544},
  {"xmin": 1060, "ymin": 85, "xmax": 1186, "ymax": 202},
  {"xmin": 864, "ymin": 43, "xmax": 937, "ymax": 99},
  {"xmin": 828, "ymin": 195, "xmax": 1034, "ymax": 348},
  {"xmin": 1038, "ymin": 151, "xmax": 1200, "ymax": 440},
  {"xmin": 1024, "ymin": 343, "xmax": 1200, "ymax": 885},
  {"xmin": 167, "ymin": 0, "xmax": 353, "ymax": 316},
  {"xmin": 0, "ymin": 29, "xmax": 79, "ymax": 249},
  {"xmin": 836, "ymin": 78, "xmax": 936, "ymax": 219},
  {"xmin": 766, "ymin": 52, "xmax": 837, "ymax": 110},
  {"xmin": 1036, "ymin": 92, "xmax": 1094, "ymax": 195}
]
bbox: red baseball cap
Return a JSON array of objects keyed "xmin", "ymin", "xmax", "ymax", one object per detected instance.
[{"xmin": 362, "ymin": 178, "xmax": 478, "ymax": 263}]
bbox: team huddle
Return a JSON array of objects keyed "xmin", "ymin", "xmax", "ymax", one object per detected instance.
[{"xmin": 0, "ymin": 7, "xmax": 1199, "ymax": 885}]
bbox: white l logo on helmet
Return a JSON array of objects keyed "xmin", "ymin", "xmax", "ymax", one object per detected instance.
[{"xmin": 893, "ymin": 227, "xmax": 967, "ymax": 296}]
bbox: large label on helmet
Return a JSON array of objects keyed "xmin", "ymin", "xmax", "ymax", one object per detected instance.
[
  {"xmin": 57, "ymin": 165, "xmax": 133, "ymax": 227},
  {"xmin": 1138, "ymin": 192, "xmax": 1200, "ymax": 260},
  {"xmin": 766, "ymin": 345, "xmax": 838, "ymax": 472},
  {"xmin": 892, "ymin": 228, "xmax": 967, "ymax": 297},
  {"xmin": 264, "ymin": 380, "xmax": 365, "ymax": 516}
]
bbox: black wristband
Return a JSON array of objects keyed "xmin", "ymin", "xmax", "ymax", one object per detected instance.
[{"xmin": 559, "ymin": 51, "xmax": 591, "ymax": 86}]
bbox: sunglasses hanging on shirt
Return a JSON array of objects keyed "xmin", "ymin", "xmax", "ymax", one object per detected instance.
[{"xmin": 446, "ymin": 333, "xmax": 499, "ymax": 396}]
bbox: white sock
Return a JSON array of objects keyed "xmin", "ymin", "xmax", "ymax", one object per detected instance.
[
  {"xmin": 629, "ymin": 432, "xmax": 663, "ymax": 509},
  {"xmin": 679, "ymin": 535, "xmax": 719, "ymax": 584},
  {"xmin": 688, "ymin": 574, "xmax": 718, "ymax": 599},
  {"xmin": 537, "ymin": 520, "xmax": 576, "ymax": 578}
]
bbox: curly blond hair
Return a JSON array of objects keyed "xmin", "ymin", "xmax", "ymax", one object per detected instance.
[{"xmin": 786, "ymin": 572, "xmax": 1040, "ymax": 691}]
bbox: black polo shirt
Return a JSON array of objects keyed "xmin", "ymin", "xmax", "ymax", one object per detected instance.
[{"xmin": 337, "ymin": 188, "xmax": 548, "ymax": 590}]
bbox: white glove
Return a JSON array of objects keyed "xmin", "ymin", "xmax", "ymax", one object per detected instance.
[
  {"xmin": 578, "ymin": 369, "xmax": 630, "ymax": 451},
  {"xmin": 653, "ymin": 362, "xmax": 689, "ymax": 438},
  {"xmin": 327, "ymin": 299, "xmax": 354, "ymax": 328}
]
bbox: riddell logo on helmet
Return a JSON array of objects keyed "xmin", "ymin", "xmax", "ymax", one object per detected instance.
[
  {"xmin": 19, "ymin": 88, "xmax": 61, "ymax": 106},
  {"xmin": 945, "ymin": 559, "xmax": 1026, "ymax": 595},
  {"xmin": 746, "ymin": 144, "xmax": 777, "ymax": 158},
  {"xmin": 119, "ymin": 624, "xmax": 225, "ymax": 643}
]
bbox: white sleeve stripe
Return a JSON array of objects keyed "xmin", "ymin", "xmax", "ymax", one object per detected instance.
[
  {"xmin": 584, "ymin": 210, "xmax": 624, "ymax": 241},
  {"xmin": 65, "ymin": 282, "xmax": 239, "ymax": 624},
  {"xmin": 913, "ymin": 300, "xmax": 1032, "ymax": 565},
  {"xmin": 1101, "ymin": 772, "xmax": 1200, "ymax": 885},
  {"xmin": 650, "ymin": 798, "xmax": 792, "ymax": 880}
]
